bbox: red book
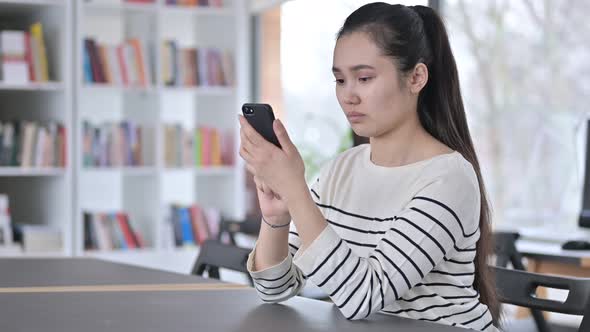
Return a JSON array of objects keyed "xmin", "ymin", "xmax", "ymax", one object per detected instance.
[
  {"xmin": 116, "ymin": 213, "xmax": 137, "ymax": 249},
  {"xmin": 189, "ymin": 204, "xmax": 210, "ymax": 245},
  {"xmin": 116, "ymin": 45, "xmax": 129, "ymax": 85},
  {"xmin": 24, "ymin": 32, "xmax": 35, "ymax": 81}
]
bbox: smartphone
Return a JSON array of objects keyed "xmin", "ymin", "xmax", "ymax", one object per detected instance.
[{"xmin": 241, "ymin": 103, "xmax": 281, "ymax": 148}]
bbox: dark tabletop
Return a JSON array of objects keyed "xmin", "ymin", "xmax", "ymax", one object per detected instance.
[
  {"xmin": 0, "ymin": 258, "xmax": 214, "ymax": 287},
  {"xmin": 0, "ymin": 288, "xmax": 471, "ymax": 332}
]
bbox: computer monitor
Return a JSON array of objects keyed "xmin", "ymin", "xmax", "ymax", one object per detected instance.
[{"xmin": 579, "ymin": 119, "xmax": 590, "ymax": 228}]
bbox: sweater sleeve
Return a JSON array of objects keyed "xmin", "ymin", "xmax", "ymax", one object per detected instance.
[
  {"xmin": 246, "ymin": 178, "xmax": 323, "ymax": 302},
  {"xmin": 292, "ymin": 168, "xmax": 481, "ymax": 320}
]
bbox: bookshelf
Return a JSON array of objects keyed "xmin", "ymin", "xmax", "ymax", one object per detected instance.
[
  {"xmin": 0, "ymin": 0, "xmax": 73, "ymax": 256},
  {"xmin": 0, "ymin": 1, "xmax": 250, "ymax": 270},
  {"xmin": 73, "ymin": 0, "xmax": 249, "ymax": 270}
]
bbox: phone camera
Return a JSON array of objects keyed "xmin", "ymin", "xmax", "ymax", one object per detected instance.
[{"xmin": 243, "ymin": 107, "xmax": 254, "ymax": 115}]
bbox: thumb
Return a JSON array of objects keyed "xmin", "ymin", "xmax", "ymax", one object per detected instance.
[{"xmin": 273, "ymin": 119, "xmax": 294, "ymax": 152}]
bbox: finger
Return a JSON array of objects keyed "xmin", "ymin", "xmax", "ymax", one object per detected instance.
[
  {"xmin": 239, "ymin": 116, "xmax": 270, "ymax": 148},
  {"xmin": 240, "ymin": 128, "xmax": 257, "ymax": 152},
  {"xmin": 261, "ymin": 182, "xmax": 272, "ymax": 194},
  {"xmin": 245, "ymin": 163, "xmax": 256, "ymax": 175},
  {"xmin": 273, "ymin": 119, "xmax": 295, "ymax": 153},
  {"xmin": 239, "ymin": 145, "xmax": 254, "ymax": 164}
]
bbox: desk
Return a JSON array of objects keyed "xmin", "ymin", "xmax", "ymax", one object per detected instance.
[
  {"xmin": 517, "ymin": 240, "xmax": 590, "ymax": 277},
  {"xmin": 0, "ymin": 288, "xmax": 468, "ymax": 332},
  {"xmin": 0, "ymin": 258, "xmax": 215, "ymax": 287},
  {"xmin": 0, "ymin": 258, "xmax": 470, "ymax": 332}
]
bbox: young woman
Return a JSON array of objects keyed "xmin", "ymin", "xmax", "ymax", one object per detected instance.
[{"xmin": 238, "ymin": 3, "xmax": 498, "ymax": 331}]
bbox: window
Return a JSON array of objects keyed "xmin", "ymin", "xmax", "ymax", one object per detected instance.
[{"xmin": 444, "ymin": 0, "xmax": 590, "ymax": 227}]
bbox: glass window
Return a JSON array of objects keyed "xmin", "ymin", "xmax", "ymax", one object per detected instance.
[{"xmin": 444, "ymin": 1, "xmax": 590, "ymax": 228}]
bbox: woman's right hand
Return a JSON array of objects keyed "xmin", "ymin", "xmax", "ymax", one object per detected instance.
[{"xmin": 253, "ymin": 176, "xmax": 291, "ymax": 225}]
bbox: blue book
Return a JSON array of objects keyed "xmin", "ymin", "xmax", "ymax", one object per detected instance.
[
  {"xmin": 179, "ymin": 207, "xmax": 196, "ymax": 246},
  {"xmin": 83, "ymin": 41, "xmax": 94, "ymax": 83}
]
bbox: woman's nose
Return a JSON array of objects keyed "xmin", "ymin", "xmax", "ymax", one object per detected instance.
[{"xmin": 343, "ymin": 86, "xmax": 361, "ymax": 105}]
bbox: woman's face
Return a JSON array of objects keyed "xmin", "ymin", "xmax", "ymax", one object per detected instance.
[{"xmin": 332, "ymin": 31, "xmax": 416, "ymax": 138}]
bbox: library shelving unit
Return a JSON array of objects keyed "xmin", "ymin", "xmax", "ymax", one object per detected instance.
[
  {"xmin": 74, "ymin": 0, "xmax": 249, "ymax": 272},
  {"xmin": 0, "ymin": 0, "xmax": 73, "ymax": 257}
]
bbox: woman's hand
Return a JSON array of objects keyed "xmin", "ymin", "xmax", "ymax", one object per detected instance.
[
  {"xmin": 238, "ymin": 115, "xmax": 307, "ymax": 208},
  {"xmin": 252, "ymin": 175, "xmax": 290, "ymax": 224}
]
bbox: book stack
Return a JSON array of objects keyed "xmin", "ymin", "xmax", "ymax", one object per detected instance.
[
  {"xmin": 83, "ymin": 38, "xmax": 153, "ymax": 87},
  {"xmin": 0, "ymin": 23, "xmax": 50, "ymax": 84},
  {"xmin": 82, "ymin": 121, "xmax": 149, "ymax": 168},
  {"xmin": 167, "ymin": 203, "xmax": 220, "ymax": 248},
  {"xmin": 14, "ymin": 224, "xmax": 62, "ymax": 253},
  {"xmin": 165, "ymin": 0, "xmax": 223, "ymax": 7},
  {"xmin": 163, "ymin": 124, "xmax": 234, "ymax": 168},
  {"xmin": 0, "ymin": 121, "xmax": 66, "ymax": 168},
  {"xmin": 83, "ymin": 211, "xmax": 145, "ymax": 251},
  {"xmin": 161, "ymin": 41, "xmax": 233, "ymax": 87}
]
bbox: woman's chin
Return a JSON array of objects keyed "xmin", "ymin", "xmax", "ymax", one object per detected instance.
[{"xmin": 351, "ymin": 126, "xmax": 372, "ymax": 139}]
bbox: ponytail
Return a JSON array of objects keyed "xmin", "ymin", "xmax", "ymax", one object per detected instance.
[{"xmin": 412, "ymin": 5, "xmax": 500, "ymax": 323}]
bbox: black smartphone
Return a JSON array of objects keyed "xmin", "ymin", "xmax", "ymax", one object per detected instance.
[{"xmin": 241, "ymin": 103, "xmax": 281, "ymax": 148}]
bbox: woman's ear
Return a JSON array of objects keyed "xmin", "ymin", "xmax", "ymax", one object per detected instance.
[{"xmin": 408, "ymin": 63, "xmax": 428, "ymax": 94}]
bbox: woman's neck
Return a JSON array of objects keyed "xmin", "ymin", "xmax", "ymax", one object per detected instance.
[{"xmin": 369, "ymin": 117, "xmax": 450, "ymax": 167}]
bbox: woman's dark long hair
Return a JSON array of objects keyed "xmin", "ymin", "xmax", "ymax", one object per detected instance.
[{"xmin": 338, "ymin": 3, "xmax": 499, "ymax": 323}]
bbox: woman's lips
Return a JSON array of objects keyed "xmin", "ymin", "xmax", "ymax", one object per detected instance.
[{"xmin": 346, "ymin": 112, "xmax": 366, "ymax": 123}]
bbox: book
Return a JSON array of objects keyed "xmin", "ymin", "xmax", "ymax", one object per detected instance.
[{"xmin": 30, "ymin": 22, "xmax": 49, "ymax": 82}]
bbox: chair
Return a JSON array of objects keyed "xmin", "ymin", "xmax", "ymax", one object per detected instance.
[
  {"xmin": 191, "ymin": 239, "xmax": 253, "ymax": 285},
  {"xmin": 494, "ymin": 266, "xmax": 590, "ymax": 332},
  {"xmin": 217, "ymin": 217, "xmax": 260, "ymax": 245},
  {"xmin": 494, "ymin": 231, "xmax": 552, "ymax": 332}
]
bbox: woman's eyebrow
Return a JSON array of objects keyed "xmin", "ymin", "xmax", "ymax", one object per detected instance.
[{"xmin": 332, "ymin": 64, "xmax": 376, "ymax": 73}]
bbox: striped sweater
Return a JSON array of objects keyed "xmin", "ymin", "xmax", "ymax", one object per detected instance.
[{"xmin": 247, "ymin": 144, "xmax": 498, "ymax": 331}]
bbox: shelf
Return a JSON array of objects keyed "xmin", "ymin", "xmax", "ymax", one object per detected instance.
[
  {"xmin": 81, "ymin": 167, "xmax": 158, "ymax": 176},
  {"xmin": 82, "ymin": 1, "xmax": 157, "ymax": 15},
  {"xmin": 82, "ymin": 84, "xmax": 156, "ymax": 94},
  {"xmin": 83, "ymin": 248, "xmax": 158, "ymax": 256},
  {"xmin": 160, "ymin": 86, "xmax": 235, "ymax": 96},
  {"xmin": 0, "ymin": 167, "xmax": 66, "ymax": 177},
  {"xmin": 195, "ymin": 166, "xmax": 235, "ymax": 176},
  {"xmin": 163, "ymin": 166, "xmax": 235, "ymax": 176},
  {"xmin": 161, "ymin": 5, "xmax": 233, "ymax": 17},
  {"xmin": 0, "ymin": 0, "xmax": 65, "ymax": 7},
  {"xmin": 0, "ymin": 249, "xmax": 65, "ymax": 258},
  {"xmin": 0, "ymin": 82, "xmax": 64, "ymax": 92}
]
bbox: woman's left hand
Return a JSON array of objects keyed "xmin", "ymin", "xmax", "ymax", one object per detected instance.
[{"xmin": 238, "ymin": 115, "xmax": 306, "ymax": 203}]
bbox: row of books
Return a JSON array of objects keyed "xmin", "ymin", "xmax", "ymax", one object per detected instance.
[
  {"xmin": 161, "ymin": 42, "xmax": 233, "ymax": 87},
  {"xmin": 168, "ymin": 203, "xmax": 220, "ymax": 247},
  {"xmin": 0, "ymin": 121, "xmax": 67, "ymax": 168},
  {"xmin": 83, "ymin": 211, "xmax": 145, "ymax": 251},
  {"xmin": 165, "ymin": 0, "xmax": 224, "ymax": 7},
  {"xmin": 163, "ymin": 124, "xmax": 234, "ymax": 168},
  {"xmin": 83, "ymin": 38, "xmax": 152, "ymax": 87},
  {"xmin": 82, "ymin": 121, "xmax": 149, "ymax": 168},
  {"xmin": 0, "ymin": 23, "xmax": 50, "ymax": 84}
]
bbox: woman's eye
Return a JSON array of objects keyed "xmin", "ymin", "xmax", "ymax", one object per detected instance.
[
  {"xmin": 334, "ymin": 79, "xmax": 345, "ymax": 85},
  {"xmin": 359, "ymin": 77, "xmax": 373, "ymax": 82}
]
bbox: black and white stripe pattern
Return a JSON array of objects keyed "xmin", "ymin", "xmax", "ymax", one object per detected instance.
[{"xmin": 247, "ymin": 145, "xmax": 497, "ymax": 331}]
